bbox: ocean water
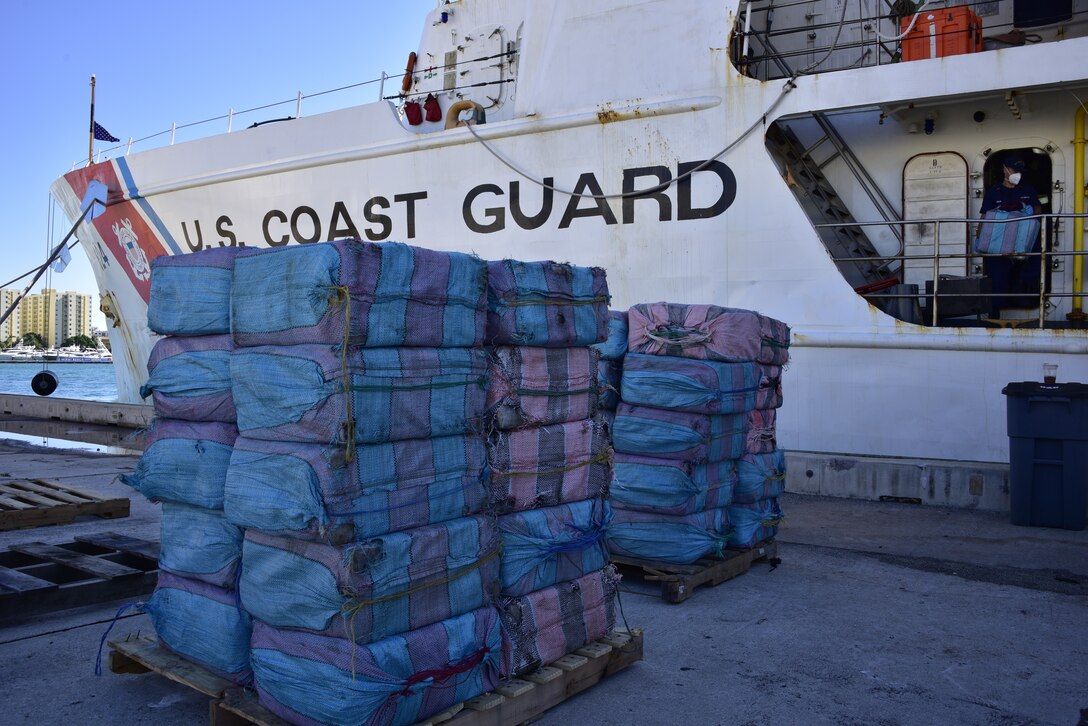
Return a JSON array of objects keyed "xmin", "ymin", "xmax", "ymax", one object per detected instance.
[
  {"xmin": 0, "ymin": 363, "xmax": 128, "ymax": 452},
  {"xmin": 0, "ymin": 362, "xmax": 119, "ymax": 401}
]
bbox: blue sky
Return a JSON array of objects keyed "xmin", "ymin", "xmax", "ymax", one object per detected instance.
[{"xmin": 2, "ymin": 0, "xmax": 435, "ymax": 329}]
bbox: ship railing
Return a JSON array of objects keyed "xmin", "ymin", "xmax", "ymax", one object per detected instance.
[
  {"xmin": 72, "ymin": 31, "xmax": 521, "ymax": 170},
  {"xmin": 732, "ymin": 0, "xmax": 1088, "ymax": 81},
  {"xmin": 817, "ymin": 212, "xmax": 1088, "ymax": 328},
  {"xmin": 72, "ymin": 73, "xmax": 400, "ymax": 169}
]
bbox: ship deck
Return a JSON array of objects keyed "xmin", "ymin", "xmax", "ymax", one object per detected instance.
[{"xmin": 0, "ymin": 436, "xmax": 1085, "ymax": 724}]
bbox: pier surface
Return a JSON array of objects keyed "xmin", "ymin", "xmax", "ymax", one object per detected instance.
[
  {"xmin": 0, "ymin": 394, "xmax": 149, "ymax": 450},
  {"xmin": 0, "ymin": 438, "xmax": 1085, "ymax": 726}
]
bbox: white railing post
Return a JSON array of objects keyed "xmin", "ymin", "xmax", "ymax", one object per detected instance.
[
  {"xmin": 170, "ymin": 122, "xmax": 177, "ymax": 145},
  {"xmin": 1039, "ymin": 214, "xmax": 1049, "ymax": 328},
  {"xmin": 296, "ymin": 91, "xmax": 303, "ymax": 118},
  {"xmin": 932, "ymin": 221, "xmax": 941, "ymax": 322},
  {"xmin": 126, "ymin": 137, "xmax": 133, "ymax": 155},
  {"xmin": 228, "ymin": 108, "xmax": 234, "ymax": 133},
  {"xmin": 379, "ymin": 71, "xmax": 388, "ymax": 100},
  {"xmin": 741, "ymin": 1, "xmax": 752, "ymax": 59}
]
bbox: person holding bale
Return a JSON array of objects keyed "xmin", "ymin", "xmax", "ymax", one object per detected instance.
[{"xmin": 977, "ymin": 156, "xmax": 1042, "ymax": 317}]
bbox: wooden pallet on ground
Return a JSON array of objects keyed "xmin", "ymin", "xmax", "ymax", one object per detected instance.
[
  {"xmin": 109, "ymin": 629, "xmax": 644, "ymax": 726},
  {"xmin": 109, "ymin": 632, "xmax": 234, "ymax": 697},
  {"xmin": 612, "ymin": 539, "xmax": 778, "ymax": 603},
  {"xmin": 437, "ymin": 630, "xmax": 642, "ymax": 726},
  {"xmin": 0, "ymin": 532, "xmax": 158, "ymax": 620},
  {"xmin": 0, "ymin": 478, "xmax": 129, "ymax": 531}
]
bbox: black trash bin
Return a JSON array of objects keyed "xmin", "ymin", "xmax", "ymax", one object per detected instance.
[{"xmin": 1001, "ymin": 382, "xmax": 1088, "ymax": 530}]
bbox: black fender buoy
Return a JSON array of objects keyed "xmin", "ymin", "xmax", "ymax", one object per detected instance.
[{"xmin": 31, "ymin": 370, "xmax": 59, "ymax": 397}]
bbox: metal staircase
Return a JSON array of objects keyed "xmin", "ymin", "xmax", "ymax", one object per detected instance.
[
  {"xmin": 745, "ymin": 23, "xmax": 904, "ymax": 292},
  {"xmin": 766, "ymin": 119, "xmax": 900, "ymax": 290}
]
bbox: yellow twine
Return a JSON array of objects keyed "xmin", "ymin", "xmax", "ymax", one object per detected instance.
[
  {"xmin": 342, "ymin": 548, "xmax": 500, "ymax": 616},
  {"xmin": 343, "ymin": 547, "xmax": 501, "ymax": 676},
  {"xmin": 490, "ymin": 450, "xmax": 611, "ymax": 479}
]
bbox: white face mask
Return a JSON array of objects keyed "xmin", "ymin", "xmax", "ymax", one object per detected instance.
[{"xmin": 1008, "ymin": 172, "xmax": 1023, "ymax": 185}]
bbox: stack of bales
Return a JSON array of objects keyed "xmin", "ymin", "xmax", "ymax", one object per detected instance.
[
  {"xmin": 221, "ymin": 239, "xmax": 505, "ymax": 726},
  {"xmin": 123, "ymin": 247, "xmax": 252, "ymax": 684},
  {"xmin": 592, "ymin": 310, "xmax": 628, "ymax": 418},
  {"xmin": 484, "ymin": 259, "xmax": 618, "ymax": 677},
  {"xmin": 606, "ymin": 303, "xmax": 790, "ymax": 563}
]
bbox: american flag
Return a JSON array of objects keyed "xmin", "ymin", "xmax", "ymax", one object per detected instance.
[{"xmin": 93, "ymin": 121, "xmax": 119, "ymax": 143}]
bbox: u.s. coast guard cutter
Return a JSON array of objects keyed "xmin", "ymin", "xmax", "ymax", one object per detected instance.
[{"xmin": 51, "ymin": 0, "xmax": 1088, "ymax": 506}]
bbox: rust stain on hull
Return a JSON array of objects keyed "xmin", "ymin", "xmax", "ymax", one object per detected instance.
[{"xmin": 596, "ymin": 100, "xmax": 648, "ymax": 124}]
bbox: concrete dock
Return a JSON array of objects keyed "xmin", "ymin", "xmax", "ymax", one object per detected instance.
[{"xmin": 1, "ymin": 437, "xmax": 1086, "ymax": 726}]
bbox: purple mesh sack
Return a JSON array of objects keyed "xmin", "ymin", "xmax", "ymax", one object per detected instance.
[
  {"xmin": 487, "ymin": 417, "xmax": 611, "ymax": 514},
  {"xmin": 621, "ymin": 354, "xmax": 782, "ymax": 414},
  {"xmin": 231, "ymin": 345, "xmax": 487, "ymax": 445},
  {"xmin": 756, "ymin": 366, "xmax": 783, "ymax": 410},
  {"xmin": 734, "ymin": 450, "xmax": 786, "ymax": 504},
  {"xmin": 225, "ymin": 435, "xmax": 487, "ymax": 543},
  {"xmin": 610, "ymin": 453, "xmax": 734, "ymax": 515},
  {"xmin": 498, "ymin": 566, "xmax": 618, "ymax": 677},
  {"xmin": 746, "ymin": 409, "xmax": 777, "ymax": 454},
  {"xmin": 145, "ymin": 571, "xmax": 252, "ymax": 684},
  {"xmin": 240, "ymin": 516, "xmax": 499, "ymax": 645},
  {"xmin": 612, "ymin": 403, "xmax": 747, "ymax": 463},
  {"xmin": 606, "ymin": 506, "xmax": 732, "ymax": 564},
  {"xmin": 250, "ymin": 607, "xmax": 506, "ymax": 726},
  {"xmin": 597, "ymin": 359, "xmax": 622, "ymax": 411},
  {"xmin": 486, "ymin": 346, "xmax": 599, "ymax": 429},
  {"xmin": 159, "ymin": 501, "xmax": 242, "ymax": 589},
  {"xmin": 120, "ymin": 420, "xmax": 238, "ymax": 508},
  {"xmin": 148, "ymin": 248, "xmax": 242, "ymax": 336},
  {"xmin": 141, "ymin": 335, "xmax": 235, "ymax": 422},
  {"xmin": 628, "ymin": 303, "xmax": 790, "ymax": 365},
  {"xmin": 729, "ymin": 498, "xmax": 783, "ymax": 549},
  {"xmin": 231, "ymin": 240, "xmax": 487, "ymax": 348},
  {"xmin": 486, "ymin": 260, "xmax": 609, "ymax": 347},
  {"xmin": 498, "ymin": 500, "xmax": 612, "ymax": 597}
]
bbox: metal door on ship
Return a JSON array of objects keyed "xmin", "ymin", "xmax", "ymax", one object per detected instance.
[{"xmin": 902, "ymin": 152, "xmax": 970, "ymax": 291}]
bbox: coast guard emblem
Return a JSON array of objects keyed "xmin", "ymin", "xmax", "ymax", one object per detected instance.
[{"xmin": 112, "ymin": 218, "xmax": 151, "ymax": 281}]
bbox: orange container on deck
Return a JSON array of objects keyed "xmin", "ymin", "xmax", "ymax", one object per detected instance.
[{"xmin": 900, "ymin": 7, "xmax": 983, "ymax": 62}]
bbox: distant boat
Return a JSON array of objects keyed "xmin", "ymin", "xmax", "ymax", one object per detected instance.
[
  {"xmin": 54, "ymin": 345, "xmax": 114, "ymax": 363},
  {"xmin": 0, "ymin": 343, "xmax": 112, "ymax": 363},
  {"xmin": 0, "ymin": 344, "xmax": 43, "ymax": 362}
]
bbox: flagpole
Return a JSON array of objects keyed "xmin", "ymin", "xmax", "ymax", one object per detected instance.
[{"xmin": 88, "ymin": 74, "xmax": 96, "ymax": 166}]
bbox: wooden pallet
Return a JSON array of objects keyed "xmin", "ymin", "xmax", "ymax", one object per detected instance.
[
  {"xmin": 109, "ymin": 633, "xmax": 235, "ymax": 702},
  {"xmin": 612, "ymin": 539, "xmax": 778, "ymax": 603},
  {"xmin": 0, "ymin": 478, "xmax": 129, "ymax": 531},
  {"xmin": 109, "ymin": 629, "xmax": 644, "ymax": 726},
  {"xmin": 0, "ymin": 532, "xmax": 158, "ymax": 619}
]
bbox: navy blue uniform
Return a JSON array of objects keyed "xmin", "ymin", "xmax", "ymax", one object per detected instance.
[
  {"xmin": 980, "ymin": 182, "xmax": 1039, "ymax": 215},
  {"xmin": 980, "ymin": 182, "xmax": 1041, "ymax": 313}
]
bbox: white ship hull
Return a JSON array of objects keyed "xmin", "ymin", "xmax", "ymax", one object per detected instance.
[{"xmin": 51, "ymin": 0, "xmax": 1088, "ymax": 477}]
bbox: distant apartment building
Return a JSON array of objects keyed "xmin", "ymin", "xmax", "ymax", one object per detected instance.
[
  {"xmin": 18, "ymin": 289, "xmax": 93, "ymax": 347},
  {"xmin": 0, "ymin": 287, "xmax": 19, "ymax": 343},
  {"xmin": 59, "ymin": 291, "xmax": 93, "ymax": 345},
  {"xmin": 20, "ymin": 288, "xmax": 57, "ymax": 346}
]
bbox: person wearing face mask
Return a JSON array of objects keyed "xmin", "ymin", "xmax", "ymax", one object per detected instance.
[{"xmin": 979, "ymin": 156, "xmax": 1042, "ymax": 317}]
